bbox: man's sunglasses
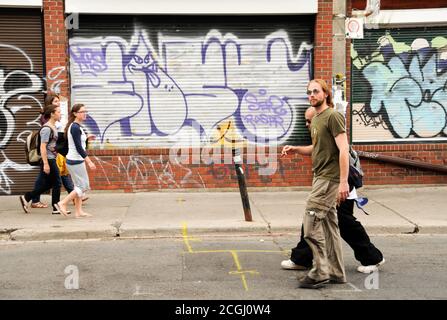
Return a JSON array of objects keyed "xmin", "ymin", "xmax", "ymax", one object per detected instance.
[{"xmin": 306, "ymin": 89, "xmax": 321, "ymax": 96}]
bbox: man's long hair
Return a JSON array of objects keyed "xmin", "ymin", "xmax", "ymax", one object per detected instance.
[{"xmin": 308, "ymin": 79, "xmax": 334, "ymax": 108}]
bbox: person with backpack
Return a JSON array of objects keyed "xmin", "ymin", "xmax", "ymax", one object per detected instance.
[
  {"xmin": 55, "ymin": 104, "xmax": 96, "ymax": 218},
  {"xmin": 29, "ymin": 93, "xmax": 88, "ymax": 211},
  {"xmin": 281, "ymin": 106, "xmax": 385, "ymax": 276},
  {"xmin": 20, "ymin": 104, "xmax": 64, "ymax": 214}
]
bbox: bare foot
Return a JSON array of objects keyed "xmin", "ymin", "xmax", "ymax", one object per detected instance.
[{"xmin": 75, "ymin": 212, "xmax": 92, "ymax": 218}]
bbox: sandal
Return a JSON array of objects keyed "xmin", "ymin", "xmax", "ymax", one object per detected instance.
[
  {"xmin": 31, "ymin": 202, "xmax": 48, "ymax": 208},
  {"xmin": 19, "ymin": 195, "xmax": 30, "ymax": 214},
  {"xmin": 54, "ymin": 202, "xmax": 69, "ymax": 217}
]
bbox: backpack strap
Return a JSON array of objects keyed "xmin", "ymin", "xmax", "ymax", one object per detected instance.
[
  {"xmin": 36, "ymin": 125, "xmax": 55, "ymax": 155},
  {"xmin": 40, "ymin": 125, "xmax": 55, "ymax": 141}
]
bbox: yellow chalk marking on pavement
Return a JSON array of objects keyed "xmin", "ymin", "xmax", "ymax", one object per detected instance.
[
  {"xmin": 181, "ymin": 222, "xmax": 201, "ymax": 253},
  {"xmin": 229, "ymin": 270, "xmax": 260, "ymax": 275},
  {"xmin": 180, "ymin": 223, "xmax": 279, "ymax": 291},
  {"xmin": 229, "ymin": 250, "xmax": 260, "ymax": 291}
]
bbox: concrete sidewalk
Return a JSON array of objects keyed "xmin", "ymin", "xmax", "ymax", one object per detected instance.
[{"xmin": 1, "ymin": 185, "xmax": 446, "ymax": 241}]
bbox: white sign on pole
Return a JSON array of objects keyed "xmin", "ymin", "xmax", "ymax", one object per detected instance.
[
  {"xmin": 345, "ymin": 18, "xmax": 364, "ymax": 39},
  {"xmin": 59, "ymin": 98, "xmax": 69, "ymax": 132}
]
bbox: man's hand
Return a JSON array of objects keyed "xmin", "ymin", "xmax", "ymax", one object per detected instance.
[
  {"xmin": 281, "ymin": 145, "xmax": 294, "ymax": 157},
  {"xmin": 337, "ymin": 181, "xmax": 350, "ymax": 205},
  {"xmin": 43, "ymin": 163, "xmax": 50, "ymax": 175}
]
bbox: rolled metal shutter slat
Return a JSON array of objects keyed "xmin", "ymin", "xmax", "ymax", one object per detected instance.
[{"xmin": 0, "ymin": 8, "xmax": 44, "ymax": 196}]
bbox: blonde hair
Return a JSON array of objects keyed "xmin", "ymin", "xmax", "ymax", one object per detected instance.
[{"xmin": 308, "ymin": 79, "xmax": 333, "ymax": 108}]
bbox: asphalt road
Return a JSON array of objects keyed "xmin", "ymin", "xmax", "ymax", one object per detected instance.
[{"xmin": 0, "ymin": 234, "xmax": 446, "ymax": 300}]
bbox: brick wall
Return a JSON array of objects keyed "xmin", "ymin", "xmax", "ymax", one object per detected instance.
[
  {"xmin": 345, "ymin": 0, "xmax": 352, "ymax": 139},
  {"xmin": 86, "ymin": 144, "xmax": 447, "ymax": 192},
  {"xmin": 43, "ymin": 0, "xmax": 69, "ymax": 98},
  {"xmin": 314, "ymin": 0, "xmax": 333, "ymax": 84},
  {"xmin": 356, "ymin": 144, "xmax": 447, "ymax": 185},
  {"xmin": 87, "ymin": 148, "xmax": 314, "ymax": 192}
]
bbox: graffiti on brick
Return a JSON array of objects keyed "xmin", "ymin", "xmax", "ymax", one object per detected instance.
[
  {"xmin": 93, "ymin": 155, "xmax": 206, "ymax": 190},
  {"xmin": 91, "ymin": 153, "xmax": 297, "ymax": 190},
  {"xmin": 47, "ymin": 66, "xmax": 66, "ymax": 95},
  {"xmin": 352, "ymin": 33, "xmax": 447, "ymax": 140},
  {"xmin": 70, "ymin": 29, "xmax": 312, "ymax": 147},
  {"xmin": 207, "ymin": 157, "xmax": 287, "ymax": 184}
]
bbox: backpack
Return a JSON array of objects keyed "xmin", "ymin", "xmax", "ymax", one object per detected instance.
[
  {"xmin": 25, "ymin": 126, "xmax": 54, "ymax": 166},
  {"xmin": 56, "ymin": 132, "xmax": 69, "ymax": 157},
  {"xmin": 348, "ymin": 145, "xmax": 364, "ymax": 189}
]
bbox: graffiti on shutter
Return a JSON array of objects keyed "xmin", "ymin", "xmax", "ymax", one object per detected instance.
[
  {"xmin": 70, "ymin": 29, "xmax": 313, "ymax": 148},
  {"xmin": 351, "ymin": 31, "xmax": 447, "ymax": 142},
  {"xmin": 0, "ymin": 44, "xmax": 44, "ymax": 194}
]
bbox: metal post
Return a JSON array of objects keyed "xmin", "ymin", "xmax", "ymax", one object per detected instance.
[{"xmin": 232, "ymin": 147, "xmax": 252, "ymax": 222}]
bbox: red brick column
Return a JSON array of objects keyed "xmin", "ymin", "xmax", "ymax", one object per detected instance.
[
  {"xmin": 345, "ymin": 0, "xmax": 353, "ymax": 140},
  {"xmin": 314, "ymin": 0, "xmax": 333, "ymax": 84},
  {"xmin": 43, "ymin": 0, "xmax": 69, "ymax": 99}
]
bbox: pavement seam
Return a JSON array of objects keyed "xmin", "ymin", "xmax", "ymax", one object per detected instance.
[
  {"xmin": 248, "ymin": 197, "xmax": 272, "ymax": 234},
  {"xmin": 370, "ymin": 199, "xmax": 420, "ymax": 234},
  {"xmin": 113, "ymin": 194, "xmax": 137, "ymax": 237}
]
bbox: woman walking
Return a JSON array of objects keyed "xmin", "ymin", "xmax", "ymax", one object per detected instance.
[
  {"xmin": 56, "ymin": 104, "xmax": 96, "ymax": 218},
  {"xmin": 30, "ymin": 93, "xmax": 77, "ymax": 211},
  {"xmin": 19, "ymin": 104, "xmax": 63, "ymax": 214}
]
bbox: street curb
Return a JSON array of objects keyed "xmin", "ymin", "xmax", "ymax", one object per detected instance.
[
  {"xmin": 6, "ymin": 224, "xmax": 447, "ymax": 241},
  {"xmin": 9, "ymin": 228, "xmax": 117, "ymax": 241}
]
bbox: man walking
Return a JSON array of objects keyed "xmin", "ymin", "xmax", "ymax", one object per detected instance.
[
  {"xmin": 281, "ymin": 79, "xmax": 349, "ymax": 289},
  {"xmin": 282, "ymin": 106, "xmax": 385, "ymax": 275}
]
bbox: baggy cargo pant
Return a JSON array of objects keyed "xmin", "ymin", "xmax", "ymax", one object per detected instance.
[{"xmin": 303, "ymin": 177, "xmax": 346, "ymax": 282}]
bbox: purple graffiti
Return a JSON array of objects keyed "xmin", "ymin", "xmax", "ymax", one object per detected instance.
[
  {"xmin": 240, "ymin": 89, "xmax": 290, "ymax": 135},
  {"xmin": 70, "ymin": 46, "xmax": 107, "ymax": 76},
  {"xmin": 69, "ymin": 29, "xmax": 311, "ymax": 146}
]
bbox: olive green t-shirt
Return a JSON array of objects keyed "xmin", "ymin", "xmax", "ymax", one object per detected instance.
[{"xmin": 310, "ymin": 107, "xmax": 346, "ymax": 182}]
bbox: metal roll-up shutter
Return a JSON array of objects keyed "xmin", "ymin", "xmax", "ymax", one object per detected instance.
[
  {"xmin": 69, "ymin": 15, "xmax": 314, "ymax": 149},
  {"xmin": 351, "ymin": 27, "xmax": 447, "ymax": 143},
  {"xmin": 0, "ymin": 8, "xmax": 44, "ymax": 196}
]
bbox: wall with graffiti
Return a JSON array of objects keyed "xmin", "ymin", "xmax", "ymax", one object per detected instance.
[
  {"xmin": 0, "ymin": 43, "xmax": 45, "ymax": 195},
  {"xmin": 351, "ymin": 27, "xmax": 447, "ymax": 142},
  {"xmin": 69, "ymin": 16, "xmax": 314, "ymax": 149},
  {"xmin": 0, "ymin": 9, "xmax": 47, "ymax": 195}
]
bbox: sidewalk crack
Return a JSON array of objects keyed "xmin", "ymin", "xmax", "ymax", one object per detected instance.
[
  {"xmin": 372, "ymin": 199, "xmax": 420, "ymax": 234},
  {"xmin": 0, "ymin": 228, "xmax": 19, "ymax": 241},
  {"xmin": 115, "ymin": 194, "xmax": 137, "ymax": 237},
  {"xmin": 248, "ymin": 198, "xmax": 271, "ymax": 233}
]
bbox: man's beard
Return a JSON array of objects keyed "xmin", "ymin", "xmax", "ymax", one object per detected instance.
[{"xmin": 311, "ymin": 98, "xmax": 324, "ymax": 108}]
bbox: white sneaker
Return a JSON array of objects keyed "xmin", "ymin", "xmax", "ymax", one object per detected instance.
[
  {"xmin": 357, "ymin": 258, "xmax": 385, "ymax": 274},
  {"xmin": 281, "ymin": 259, "xmax": 308, "ymax": 270}
]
